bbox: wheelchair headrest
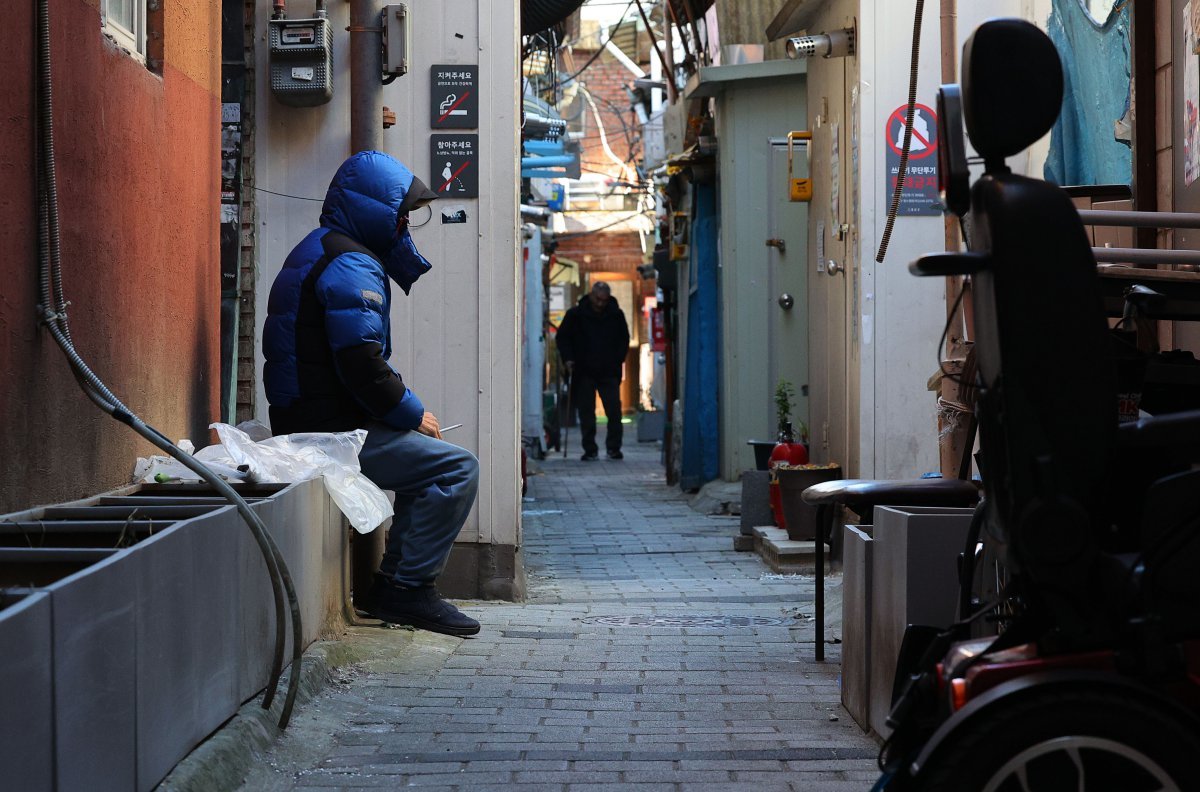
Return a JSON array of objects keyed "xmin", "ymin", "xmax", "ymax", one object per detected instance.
[{"xmin": 962, "ymin": 18, "xmax": 1063, "ymax": 168}]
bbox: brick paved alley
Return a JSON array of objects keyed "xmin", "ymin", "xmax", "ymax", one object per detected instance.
[{"xmin": 236, "ymin": 441, "xmax": 881, "ymax": 791}]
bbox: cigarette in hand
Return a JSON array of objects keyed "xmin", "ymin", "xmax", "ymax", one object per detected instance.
[{"xmin": 441, "ymin": 423, "xmax": 464, "ymax": 432}]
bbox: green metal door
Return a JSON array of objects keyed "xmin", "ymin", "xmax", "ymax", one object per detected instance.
[{"xmin": 767, "ymin": 141, "xmax": 810, "ymax": 438}]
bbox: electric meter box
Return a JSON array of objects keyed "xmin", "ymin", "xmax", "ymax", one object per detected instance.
[
  {"xmin": 383, "ymin": 4, "xmax": 410, "ymax": 77},
  {"xmin": 269, "ymin": 17, "xmax": 333, "ymax": 107}
]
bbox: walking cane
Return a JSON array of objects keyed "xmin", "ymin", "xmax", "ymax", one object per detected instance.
[{"xmin": 562, "ymin": 369, "xmax": 572, "ymax": 458}]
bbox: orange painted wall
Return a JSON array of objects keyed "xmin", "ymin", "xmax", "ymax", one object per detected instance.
[{"xmin": 0, "ymin": 0, "xmax": 221, "ymax": 512}]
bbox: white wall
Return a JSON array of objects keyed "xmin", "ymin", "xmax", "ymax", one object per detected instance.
[
  {"xmin": 252, "ymin": 1, "xmax": 521, "ymax": 548},
  {"xmin": 854, "ymin": 0, "xmax": 1053, "ymax": 479}
]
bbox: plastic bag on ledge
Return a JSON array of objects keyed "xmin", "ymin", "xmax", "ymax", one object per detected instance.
[{"xmin": 133, "ymin": 423, "xmax": 392, "ymax": 534}]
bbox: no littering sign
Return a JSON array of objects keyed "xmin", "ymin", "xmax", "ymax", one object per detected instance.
[{"xmin": 885, "ymin": 102, "xmax": 940, "ymax": 216}]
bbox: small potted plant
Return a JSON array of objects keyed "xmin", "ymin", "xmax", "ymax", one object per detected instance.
[{"xmin": 768, "ymin": 380, "xmax": 810, "ymax": 529}]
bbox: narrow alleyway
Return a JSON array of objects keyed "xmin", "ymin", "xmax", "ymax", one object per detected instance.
[{"xmin": 238, "ymin": 441, "xmax": 881, "ymax": 791}]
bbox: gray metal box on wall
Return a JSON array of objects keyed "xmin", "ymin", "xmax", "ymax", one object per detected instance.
[
  {"xmin": 269, "ymin": 18, "xmax": 333, "ymax": 107},
  {"xmin": 869, "ymin": 506, "xmax": 974, "ymax": 738}
]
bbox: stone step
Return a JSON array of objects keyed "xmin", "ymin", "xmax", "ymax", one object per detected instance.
[{"xmin": 752, "ymin": 525, "xmax": 830, "ymax": 574}]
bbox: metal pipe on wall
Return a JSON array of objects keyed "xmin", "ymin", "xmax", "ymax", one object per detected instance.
[
  {"xmin": 348, "ymin": 0, "xmax": 386, "ymax": 602},
  {"xmin": 350, "ymin": 0, "xmax": 384, "ymax": 153},
  {"xmin": 941, "ymin": 0, "xmax": 965, "ymax": 339},
  {"xmin": 1078, "ymin": 209, "xmax": 1200, "ymax": 229},
  {"xmin": 1093, "ymin": 247, "xmax": 1200, "ymax": 266}
]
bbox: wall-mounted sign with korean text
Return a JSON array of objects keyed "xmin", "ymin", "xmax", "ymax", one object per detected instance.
[
  {"xmin": 431, "ymin": 134, "xmax": 479, "ymax": 198},
  {"xmin": 884, "ymin": 102, "xmax": 940, "ymax": 216},
  {"xmin": 430, "ymin": 65, "xmax": 478, "ymax": 129}
]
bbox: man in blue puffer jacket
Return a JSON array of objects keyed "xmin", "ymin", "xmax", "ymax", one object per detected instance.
[{"xmin": 263, "ymin": 151, "xmax": 480, "ymax": 637}]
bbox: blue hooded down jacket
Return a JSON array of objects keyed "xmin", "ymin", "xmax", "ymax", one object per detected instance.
[{"xmin": 263, "ymin": 151, "xmax": 434, "ymax": 435}]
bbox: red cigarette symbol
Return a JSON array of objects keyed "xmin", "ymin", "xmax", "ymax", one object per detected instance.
[
  {"xmin": 439, "ymin": 161, "xmax": 470, "ymax": 192},
  {"xmin": 438, "ymin": 90, "xmax": 471, "ymax": 123}
]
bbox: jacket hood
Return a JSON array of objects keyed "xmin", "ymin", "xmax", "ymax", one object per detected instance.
[{"xmin": 320, "ymin": 151, "xmax": 433, "ymax": 291}]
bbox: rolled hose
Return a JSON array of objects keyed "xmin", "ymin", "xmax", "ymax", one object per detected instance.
[
  {"xmin": 875, "ymin": 0, "xmax": 925, "ymax": 263},
  {"xmin": 35, "ymin": 0, "xmax": 302, "ymax": 728}
]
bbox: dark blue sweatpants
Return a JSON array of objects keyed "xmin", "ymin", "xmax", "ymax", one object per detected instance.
[{"xmin": 357, "ymin": 423, "xmax": 480, "ymax": 588}]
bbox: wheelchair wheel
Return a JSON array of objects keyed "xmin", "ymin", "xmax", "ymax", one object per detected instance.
[{"xmin": 913, "ymin": 686, "xmax": 1200, "ymax": 791}]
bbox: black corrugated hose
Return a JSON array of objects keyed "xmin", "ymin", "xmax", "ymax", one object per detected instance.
[
  {"xmin": 876, "ymin": 0, "xmax": 926, "ymax": 263},
  {"xmin": 35, "ymin": 0, "xmax": 303, "ymax": 728}
]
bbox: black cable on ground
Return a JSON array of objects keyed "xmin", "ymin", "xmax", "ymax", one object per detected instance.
[
  {"xmin": 876, "ymin": 0, "xmax": 926, "ymax": 263},
  {"xmin": 35, "ymin": 0, "xmax": 303, "ymax": 728}
]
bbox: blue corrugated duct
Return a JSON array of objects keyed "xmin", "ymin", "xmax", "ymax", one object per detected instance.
[
  {"xmin": 681, "ymin": 183, "xmax": 720, "ymax": 490},
  {"xmin": 1044, "ymin": 0, "xmax": 1132, "ymax": 186}
]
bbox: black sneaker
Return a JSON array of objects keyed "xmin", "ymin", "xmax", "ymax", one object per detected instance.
[
  {"xmin": 581, "ymin": 451, "xmax": 599, "ymax": 461},
  {"xmin": 364, "ymin": 579, "xmax": 480, "ymax": 637},
  {"xmin": 353, "ymin": 572, "xmax": 389, "ymax": 615},
  {"xmin": 607, "ymin": 450, "xmax": 624, "ymax": 460}
]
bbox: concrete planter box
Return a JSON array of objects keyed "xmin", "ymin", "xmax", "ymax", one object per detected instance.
[
  {"xmin": 841, "ymin": 524, "xmax": 873, "ymax": 731},
  {"xmin": 739, "ymin": 470, "xmax": 772, "ymax": 537},
  {"xmin": 0, "ymin": 478, "xmax": 347, "ymax": 790},
  {"xmin": 0, "ymin": 590, "xmax": 54, "ymax": 792},
  {"xmin": 777, "ymin": 465, "xmax": 842, "ymax": 541},
  {"xmin": 869, "ymin": 505, "xmax": 975, "ymax": 738},
  {"xmin": 636, "ymin": 410, "xmax": 666, "ymax": 442}
]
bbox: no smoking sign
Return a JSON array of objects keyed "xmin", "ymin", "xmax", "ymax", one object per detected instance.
[{"xmin": 885, "ymin": 102, "xmax": 940, "ymax": 216}]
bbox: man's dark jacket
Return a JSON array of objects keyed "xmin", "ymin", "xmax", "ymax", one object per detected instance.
[
  {"xmin": 556, "ymin": 294, "xmax": 631, "ymax": 379},
  {"xmin": 263, "ymin": 151, "xmax": 433, "ymax": 435}
]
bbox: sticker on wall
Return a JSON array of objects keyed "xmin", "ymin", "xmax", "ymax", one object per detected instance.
[
  {"xmin": 830, "ymin": 121, "xmax": 841, "ymax": 226},
  {"xmin": 441, "ymin": 205, "xmax": 468, "ymax": 224},
  {"xmin": 884, "ymin": 103, "xmax": 940, "ymax": 216}
]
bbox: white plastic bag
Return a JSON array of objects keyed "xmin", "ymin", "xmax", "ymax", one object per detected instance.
[{"xmin": 133, "ymin": 423, "xmax": 392, "ymax": 533}]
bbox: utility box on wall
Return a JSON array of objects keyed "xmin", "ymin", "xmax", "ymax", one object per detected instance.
[
  {"xmin": 382, "ymin": 4, "xmax": 410, "ymax": 77},
  {"xmin": 269, "ymin": 18, "xmax": 333, "ymax": 107}
]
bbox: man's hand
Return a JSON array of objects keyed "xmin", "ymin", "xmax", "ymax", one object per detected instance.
[{"xmin": 417, "ymin": 411, "xmax": 442, "ymax": 439}]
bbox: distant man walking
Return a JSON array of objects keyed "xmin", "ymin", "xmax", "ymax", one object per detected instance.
[{"xmin": 556, "ymin": 281, "xmax": 631, "ymax": 461}]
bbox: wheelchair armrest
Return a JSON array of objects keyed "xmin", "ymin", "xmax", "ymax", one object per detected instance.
[
  {"xmin": 800, "ymin": 478, "xmax": 980, "ymax": 510},
  {"xmin": 1117, "ymin": 409, "xmax": 1200, "ymax": 452},
  {"xmin": 909, "ymin": 252, "xmax": 990, "ymax": 278},
  {"xmin": 1124, "ymin": 284, "xmax": 1168, "ymax": 317}
]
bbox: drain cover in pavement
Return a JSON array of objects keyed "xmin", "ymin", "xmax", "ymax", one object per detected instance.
[{"xmin": 578, "ymin": 614, "xmax": 790, "ymax": 628}]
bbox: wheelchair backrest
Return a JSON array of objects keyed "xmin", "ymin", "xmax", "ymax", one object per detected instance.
[{"xmin": 958, "ymin": 20, "xmax": 1118, "ymax": 579}]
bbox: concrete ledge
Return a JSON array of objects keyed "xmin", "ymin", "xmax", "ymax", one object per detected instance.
[{"xmin": 753, "ymin": 526, "xmax": 829, "ymax": 574}]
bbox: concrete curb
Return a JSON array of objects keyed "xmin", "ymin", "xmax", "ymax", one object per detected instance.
[{"xmin": 157, "ymin": 631, "xmax": 414, "ymax": 792}]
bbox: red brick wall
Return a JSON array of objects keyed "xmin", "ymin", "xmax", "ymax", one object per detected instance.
[
  {"xmin": 569, "ymin": 56, "xmax": 642, "ymax": 173},
  {"xmin": 557, "ymin": 229, "xmax": 644, "ymax": 273},
  {"xmin": 0, "ymin": 0, "xmax": 220, "ymax": 512}
]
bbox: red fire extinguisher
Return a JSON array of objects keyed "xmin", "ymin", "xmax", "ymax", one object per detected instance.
[{"xmin": 768, "ymin": 421, "xmax": 809, "ymax": 530}]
